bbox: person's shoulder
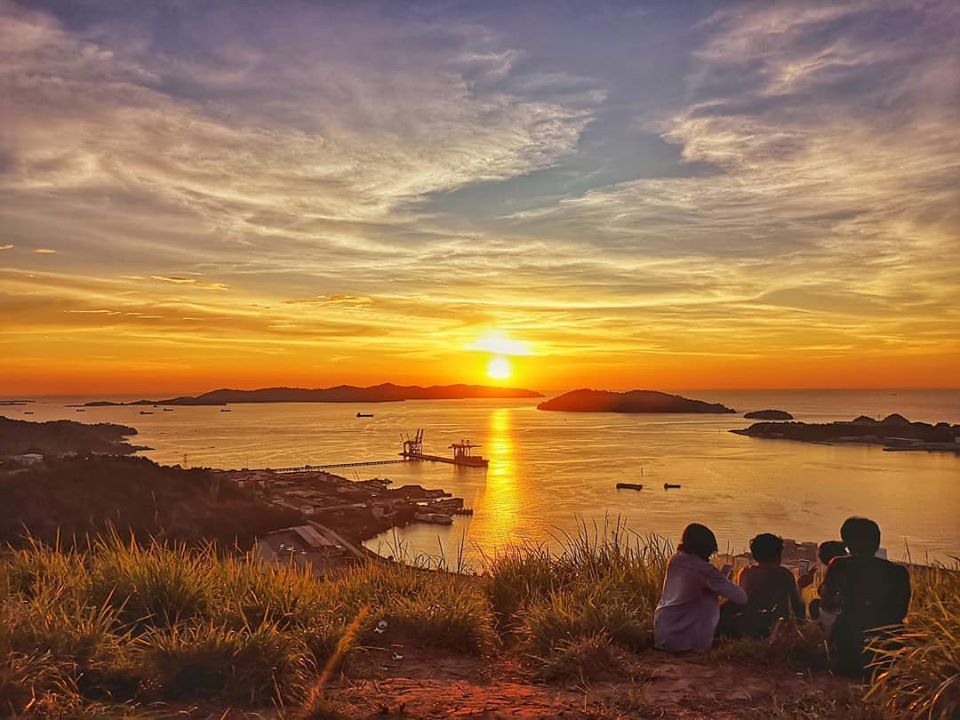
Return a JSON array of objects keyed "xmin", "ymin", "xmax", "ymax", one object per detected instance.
[
  {"xmin": 826, "ymin": 555, "xmax": 853, "ymax": 572},
  {"xmin": 883, "ymin": 559, "xmax": 910, "ymax": 582},
  {"xmin": 776, "ymin": 565, "xmax": 797, "ymax": 581}
]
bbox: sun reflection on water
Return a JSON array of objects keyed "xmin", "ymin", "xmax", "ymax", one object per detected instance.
[{"xmin": 469, "ymin": 407, "xmax": 521, "ymax": 551}]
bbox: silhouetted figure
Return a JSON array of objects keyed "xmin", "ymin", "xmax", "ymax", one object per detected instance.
[
  {"xmin": 732, "ymin": 533, "xmax": 804, "ymax": 637},
  {"xmin": 821, "ymin": 517, "xmax": 911, "ymax": 677},
  {"xmin": 655, "ymin": 523, "xmax": 747, "ymax": 652},
  {"xmin": 801, "ymin": 540, "xmax": 847, "ymax": 628}
]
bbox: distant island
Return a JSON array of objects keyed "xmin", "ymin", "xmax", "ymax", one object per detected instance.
[
  {"xmin": 537, "ymin": 389, "xmax": 736, "ymax": 414},
  {"xmin": 732, "ymin": 414, "xmax": 960, "ymax": 453},
  {"xmin": 0, "ymin": 416, "xmax": 146, "ymax": 456},
  {"xmin": 744, "ymin": 409, "xmax": 794, "ymax": 420},
  {"xmin": 81, "ymin": 382, "xmax": 544, "ymax": 407}
]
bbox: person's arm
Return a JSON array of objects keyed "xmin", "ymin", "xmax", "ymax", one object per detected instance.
[
  {"xmin": 820, "ymin": 559, "xmax": 842, "ymax": 613},
  {"xmin": 703, "ymin": 563, "xmax": 748, "ymax": 605},
  {"xmin": 786, "ymin": 572, "xmax": 805, "ymax": 620},
  {"xmin": 891, "ymin": 565, "xmax": 911, "ymax": 623}
]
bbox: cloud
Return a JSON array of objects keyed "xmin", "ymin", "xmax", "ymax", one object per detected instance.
[
  {"xmin": 0, "ymin": 0, "xmax": 956, "ymax": 390},
  {"xmin": 150, "ymin": 276, "xmax": 228, "ymax": 291}
]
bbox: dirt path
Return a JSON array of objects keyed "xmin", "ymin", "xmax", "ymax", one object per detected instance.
[{"xmin": 324, "ymin": 647, "xmax": 857, "ymax": 719}]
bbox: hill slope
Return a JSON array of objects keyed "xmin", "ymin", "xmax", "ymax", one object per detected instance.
[{"xmin": 538, "ymin": 389, "xmax": 736, "ymax": 414}]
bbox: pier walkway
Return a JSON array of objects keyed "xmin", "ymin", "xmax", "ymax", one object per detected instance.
[{"xmin": 274, "ymin": 459, "xmax": 404, "ymax": 473}]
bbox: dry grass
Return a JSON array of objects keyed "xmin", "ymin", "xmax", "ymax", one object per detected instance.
[{"xmin": 1, "ymin": 527, "xmax": 957, "ymax": 719}]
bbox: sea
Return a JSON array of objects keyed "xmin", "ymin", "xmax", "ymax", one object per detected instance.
[{"xmin": 8, "ymin": 389, "xmax": 960, "ymax": 566}]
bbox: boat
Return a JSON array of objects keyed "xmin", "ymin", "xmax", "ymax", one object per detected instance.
[
  {"xmin": 616, "ymin": 482, "xmax": 643, "ymax": 491},
  {"xmin": 413, "ymin": 512, "xmax": 453, "ymax": 525},
  {"xmin": 220, "ymin": 408, "xmax": 231, "ymax": 412},
  {"xmin": 163, "ymin": 408, "xmax": 174, "ymax": 412},
  {"xmin": 139, "ymin": 411, "xmax": 153, "ymax": 415},
  {"xmin": 75, "ymin": 409, "xmax": 85, "ymax": 413},
  {"xmin": 24, "ymin": 411, "xmax": 34, "ymax": 415},
  {"xmin": 356, "ymin": 412, "xmax": 374, "ymax": 418},
  {"xmin": 663, "ymin": 483, "xmax": 681, "ymax": 490}
]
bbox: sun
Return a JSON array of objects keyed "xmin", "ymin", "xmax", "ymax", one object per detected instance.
[{"xmin": 486, "ymin": 355, "xmax": 512, "ymax": 380}]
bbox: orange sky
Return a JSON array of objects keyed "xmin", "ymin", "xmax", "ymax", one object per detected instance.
[{"xmin": 2, "ymin": 2, "xmax": 959, "ymax": 397}]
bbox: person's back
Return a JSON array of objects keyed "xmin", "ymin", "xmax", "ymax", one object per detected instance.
[
  {"xmin": 821, "ymin": 517, "xmax": 911, "ymax": 676},
  {"xmin": 824, "ymin": 555, "xmax": 910, "ymax": 630},
  {"xmin": 655, "ymin": 523, "xmax": 747, "ymax": 652},
  {"xmin": 734, "ymin": 534, "xmax": 804, "ymax": 637},
  {"xmin": 740, "ymin": 565, "xmax": 803, "ymax": 619}
]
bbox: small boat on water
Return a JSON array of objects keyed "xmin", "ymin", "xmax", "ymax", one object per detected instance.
[
  {"xmin": 163, "ymin": 408, "xmax": 174, "ymax": 412},
  {"xmin": 663, "ymin": 483, "xmax": 681, "ymax": 490},
  {"xmin": 139, "ymin": 411, "xmax": 153, "ymax": 415},
  {"xmin": 356, "ymin": 412, "xmax": 374, "ymax": 418},
  {"xmin": 616, "ymin": 482, "xmax": 643, "ymax": 491},
  {"xmin": 24, "ymin": 411, "xmax": 34, "ymax": 415},
  {"xmin": 75, "ymin": 409, "xmax": 85, "ymax": 413},
  {"xmin": 220, "ymin": 408, "xmax": 231, "ymax": 412},
  {"xmin": 413, "ymin": 512, "xmax": 453, "ymax": 525}
]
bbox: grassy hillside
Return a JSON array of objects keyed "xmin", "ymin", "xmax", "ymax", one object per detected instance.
[
  {"xmin": 0, "ymin": 455, "xmax": 301, "ymax": 548},
  {"xmin": 1, "ymin": 528, "xmax": 957, "ymax": 719}
]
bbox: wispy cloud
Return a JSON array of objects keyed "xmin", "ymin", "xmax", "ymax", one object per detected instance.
[{"xmin": 0, "ymin": 0, "xmax": 957, "ymax": 391}]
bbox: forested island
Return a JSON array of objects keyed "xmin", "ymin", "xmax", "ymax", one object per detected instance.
[
  {"xmin": 82, "ymin": 382, "xmax": 543, "ymax": 406},
  {"xmin": 537, "ymin": 389, "xmax": 736, "ymax": 414}
]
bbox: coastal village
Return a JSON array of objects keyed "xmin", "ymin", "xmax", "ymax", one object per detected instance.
[{"xmin": 216, "ymin": 464, "xmax": 471, "ymax": 572}]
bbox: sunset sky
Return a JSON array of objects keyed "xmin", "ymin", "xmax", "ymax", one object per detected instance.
[{"xmin": 2, "ymin": 0, "xmax": 958, "ymax": 396}]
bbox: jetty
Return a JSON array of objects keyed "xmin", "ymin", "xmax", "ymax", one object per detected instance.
[
  {"xmin": 274, "ymin": 430, "xmax": 489, "ymax": 473},
  {"xmin": 400, "ymin": 429, "xmax": 490, "ymax": 467}
]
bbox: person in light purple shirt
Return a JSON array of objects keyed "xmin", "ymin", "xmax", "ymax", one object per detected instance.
[{"xmin": 655, "ymin": 523, "xmax": 747, "ymax": 652}]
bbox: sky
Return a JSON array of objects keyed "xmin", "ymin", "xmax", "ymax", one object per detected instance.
[{"xmin": 1, "ymin": 0, "xmax": 958, "ymax": 396}]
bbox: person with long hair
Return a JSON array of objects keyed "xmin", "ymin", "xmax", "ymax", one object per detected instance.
[{"xmin": 654, "ymin": 523, "xmax": 747, "ymax": 652}]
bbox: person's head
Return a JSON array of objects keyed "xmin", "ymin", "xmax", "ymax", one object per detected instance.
[
  {"xmin": 749, "ymin": 533, "xmax": 784, "ymax": 564},
  {"xmin": 818, "ymin": 540, "xmax": 847, "ymax": 566},
  {"xmin": 840, "ymin": 517, "xmax": 881, "ymax": 556},
  {"xmin": 679, "ymin": 523, "xmax": 718, "ymax": 561}
]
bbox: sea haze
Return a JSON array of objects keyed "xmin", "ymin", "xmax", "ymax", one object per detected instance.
[{"xmin": 10, "ymin": 389, "xmax": 960, "ymax": 566}]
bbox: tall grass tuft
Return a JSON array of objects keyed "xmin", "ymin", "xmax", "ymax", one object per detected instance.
[
  {"xmin": 484, "ymin": 518, "xmax": 669, "ymax": 661},
  {"xmin": 866, "ymin": 564, "xmax": 960, "ymax": 720}
]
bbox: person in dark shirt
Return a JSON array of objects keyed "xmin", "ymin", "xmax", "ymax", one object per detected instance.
[
  {"xmin": 735, "ymin": 533, "xmax": 804, "ymax": 637},
  {"xmin": 820, "ymin": 517, "xmax": 911, "ymax": 677}
]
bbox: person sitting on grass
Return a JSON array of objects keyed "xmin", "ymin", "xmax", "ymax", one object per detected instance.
[
  {"xmin": 734, "ymin": 533, "xmax": 805, "ymax": 637},
  {"xmin": 800, "ymin": 540, "xmax": 847, "ymax": 629},
  {"xmin": 655, "ymin": 523, "xmax": 747, "ymax": 652},
  {"xmin": 820, "ymin": 517, "xmax": 911, "ymax": 677}
]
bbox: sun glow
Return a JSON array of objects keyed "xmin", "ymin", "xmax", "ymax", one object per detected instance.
[
  {"xmin": 469, "ymin": 331, "xmax": 532, "ymax": 357},
  {"xmin": 486, "ymin": 355, "xmax": 512, "ymax": 380}
]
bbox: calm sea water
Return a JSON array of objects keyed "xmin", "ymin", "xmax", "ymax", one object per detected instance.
[{"xmin": 9, "ymin": 389, "xmax": 960, "ymax": 564}]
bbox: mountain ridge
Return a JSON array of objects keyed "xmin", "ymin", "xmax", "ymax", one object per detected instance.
[{"xmin": 82, "ymin": 383, "xmax": 544, "ymax": 406}]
